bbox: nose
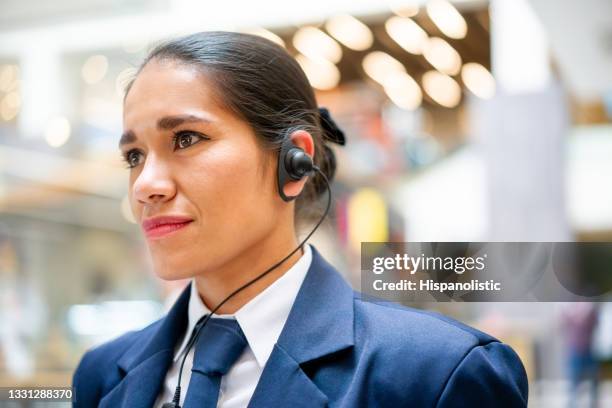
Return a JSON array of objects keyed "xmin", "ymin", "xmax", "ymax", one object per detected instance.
[{"xmin": 132, "ymin": 154, "xmax": 176, "ymax": 205}]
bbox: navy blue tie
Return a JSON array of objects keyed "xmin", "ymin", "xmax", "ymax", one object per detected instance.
[{"xmin": 182, "ymin": 317, "xmax": 248, "ymax": 408}]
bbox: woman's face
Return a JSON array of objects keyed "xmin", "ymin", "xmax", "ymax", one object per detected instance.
[{"xmin": 121, "ymin": 59, "xmax": 283, "ymax": 280}]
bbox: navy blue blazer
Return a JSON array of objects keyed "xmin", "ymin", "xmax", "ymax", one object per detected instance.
[{"xmin": 72, "ymin": 246, "xmax": 528, "ymax": 407}]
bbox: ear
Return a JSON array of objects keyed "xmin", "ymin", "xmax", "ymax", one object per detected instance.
[{"xmin": 282, "ymin": 129, "xmax": 315, "ymax": 199}]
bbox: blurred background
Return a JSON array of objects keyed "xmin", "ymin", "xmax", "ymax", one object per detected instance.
[{"xmin": 1, "ymin": 0, "xmax": 612, "ymax": 406}]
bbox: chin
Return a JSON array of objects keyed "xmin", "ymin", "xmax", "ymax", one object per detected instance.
[
  {"xmin": 145, "ymin": 242, "xmax": 199, "ymax": 278},
  {"xmin": 153, "ymin": 266, "xmax": 195, "ymax": 281},
  {"xmin": 149, "ymin": 253, "xmax": 198, "ymax": 281}
]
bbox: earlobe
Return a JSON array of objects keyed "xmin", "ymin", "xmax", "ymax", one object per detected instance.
[{"xmin": 282, "ymin": 177, "xmax": 309, "ymax": 199}]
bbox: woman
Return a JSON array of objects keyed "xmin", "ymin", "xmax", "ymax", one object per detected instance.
[{"xmin": 73, "ymin": 31, "xmax": 528, "ymax": 407}]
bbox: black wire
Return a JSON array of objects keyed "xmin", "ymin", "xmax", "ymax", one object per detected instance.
[{"xmin": 169, "ymin": 166, "xmax": 331, "ymax": 407}]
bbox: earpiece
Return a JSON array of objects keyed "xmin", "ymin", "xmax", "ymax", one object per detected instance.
[{"xmin": 277, "ymin": 135, "xmax": 314, "ymax": 202}]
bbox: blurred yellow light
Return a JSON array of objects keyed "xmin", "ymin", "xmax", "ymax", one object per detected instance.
[
  {"xmin": 7, "ymin": 80, "xmax": 20, "ymax": 93},
  {"xmin": 45, "ymin": 117, "xmax": 71, "ymax": 147},
  {"xmin": 389, "ymin": 1, "xmax": 420, "ymax": 18},
  {"xmin": 384, "ymin": 71, "xmax": 422, "ymax": 110},
  {"xmin": 243, "ymin": 28, "xmax": 286, "ymax": 48},
  {"xmin": 293, "ymin": 26, "xmax": 343, "ymax": 64},
  {"xmin": 385, "ymin": 16, "xmax": 428, "ymax": 55},
  {"xmin": 348, "ymin": 188, "xmax": 388, "ymax": 252},
  {"xmin": 0, "ymin": 65, "xmax": 19, "ymax": 92},
  {"xmin": 0, "ymin": 96, "xmax": 19, "ymax": 121},
  {"xmin": 4, "ymin": 91, "xmax": 20, "ymax": 109},
  {"xmin": 121, "ymin": 196, "xmax": 137, "ymax": 224},
  {"xmin": 422, "ymin": 70, "xmax": 461, "ymax": 108},
  {"xmin": 461, "ymin": 62, "xmax": 496, "ymax": 99},
  {"xmin": 423, "ymin": 37, "xmax": 462, "ymax": 75},
  {"xmin": 325, "ymin": 14, "xmax": 373, "ymax": 51},
  {"xmin": 81, "ymin": 55, "xmax": 108, "ymax": 85},
  {"xmin": 115, "ymin": 67, "xmax": 138, "ymax": 99},
  {"xmin": 362, "ymin": 51, "xmax": 406, "ymax": 86},
  {"xmin": 426, "ymin": 0, "xmax": 468, "ymax": 39},
  {"xmin": 295, "ymin": 54, "xmax": 340, "ymax": 90}
]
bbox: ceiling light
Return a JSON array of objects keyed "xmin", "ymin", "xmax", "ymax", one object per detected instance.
[
  {"xmin": 0, "ymin": 95, "xmax": 19, "ymax": 121},
  {"xmin": 385, "ymin": 16, "xmax": 428, "ymax": 55},
  {"xmin": 82, "ymin": 55, "xmax": 109, "ymax": 85},
  {"xmin": 461, "ymin": 63, "xmax": 496, "ymax": 99},
  {"xmin": 325, "ymin": 15, "xmax": 373, "ymax": 51},
  {"xmin": 0, "ymin": 65, "xmax": 19, "ymax": 92},
  {"xmin": 389, "ymin": 0, "xmax": 420, "ymax": 17},
  {"xmin": 384, "ymin": 71, "xmax": 422, "ymax": 110},
  {"xmin": 295, "ymin": 54, "xmax": 340, "ymax": 90},
  {"xmin": 362, "ymin": 51, "xmax": 406, "ymax": 86},
  {"xmin": 293, "ymin": 27, "xmax": 342, "ymax": 63},
  {"xmin": 243, "ymin": 28, "xmax": 286, "ymax": 48},
  {"xmin": 45, "ymin": 116, "xmax": 71, "ymax": 147},
  {"xmin": 426, "ymin": 0, "xmax": 467, "ymax": 39},
  {"xmin": 422, "ymin": 70, "xmax": 461, "ymax": 108},
  {"xmin": 423, "ymin": 37, "xmax": 462, "ymax": 75}
]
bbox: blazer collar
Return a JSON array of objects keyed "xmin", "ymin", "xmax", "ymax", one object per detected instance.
[
  {"xmin": 275, "ymin": 244, "xmax": 355, "ymax": 364},
  {"xmin": 103, "ymin": 283, "xmax": 191, "ymax": 408},
  {"xmin": 117, "ymin": 282, "xmax": 191, "ymax": 373}
]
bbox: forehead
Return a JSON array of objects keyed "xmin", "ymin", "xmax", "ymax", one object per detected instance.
[{"xmin": 123, "ymin": 60, "xmax": 225, "ymax": 128}]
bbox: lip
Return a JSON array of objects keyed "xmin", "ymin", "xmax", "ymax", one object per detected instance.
[{"xmin": 141, "ymin": 215, "xmax": 194, "ymax": 239}]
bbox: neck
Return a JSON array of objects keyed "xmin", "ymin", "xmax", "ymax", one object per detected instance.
[{"xmin": 193, "ymin": 229, "xmax": 304, "ymax": 315}]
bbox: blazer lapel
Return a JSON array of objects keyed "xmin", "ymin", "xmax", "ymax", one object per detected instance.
[
  {"xmin": 99, "ymin": 283, "xmax": 192, "ymax": 408},
  {"xmin": 248, "ymin": 246, "xmax": 355, "ymax": 407}
]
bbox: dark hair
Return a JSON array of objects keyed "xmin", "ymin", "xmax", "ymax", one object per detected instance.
[{"xmin": 125, "ymin": 31, "xmax": 337, "ymax": 227}]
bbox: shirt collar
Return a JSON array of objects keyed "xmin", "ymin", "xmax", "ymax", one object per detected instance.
[{"xmin": 174, "ymin": 244, "xmax": 313, "ymax": 368}]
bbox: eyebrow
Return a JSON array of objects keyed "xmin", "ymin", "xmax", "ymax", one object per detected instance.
[{"xmin": 119, "ymin": 114, "xmax": 212, "ymax": 147}]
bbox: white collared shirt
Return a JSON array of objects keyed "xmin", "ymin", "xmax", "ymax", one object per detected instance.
[{"xmin": 154, "ymin": 244, "xmax": 312, "ymax": 408}]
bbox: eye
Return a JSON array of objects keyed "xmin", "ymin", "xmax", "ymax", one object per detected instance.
[
  {"xmin": 122, "ymin": 150, "xmax": 143, "ymax": 169},
  {"xmin": 173, "ymin": 131, "xmax": 207, "ymax": 151}
]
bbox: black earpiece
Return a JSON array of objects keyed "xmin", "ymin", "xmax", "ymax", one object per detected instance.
[{"xmin": 277, "ymin": 135, "xmax": 314, "ymax": 202}]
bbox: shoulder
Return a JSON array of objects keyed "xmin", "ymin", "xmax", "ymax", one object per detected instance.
[
  {"xmin": 354, "ymin": 294, "xmax": 497, "ymax": 348},
  {"xmin": 71, "ymin": 319, "xmax": 163, "ymax": 405},
  {"xmin": 352, "ymin": 294, "xmax": 498, "ymax": 369},
  {"xmin": 351, "ymin": 295, "xmax": 528, "ymax": 406}
]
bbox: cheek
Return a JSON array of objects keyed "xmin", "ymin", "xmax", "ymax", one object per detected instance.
[
  {"xmin": 184, "ymin": 142, "xmax": 274, "ymax": 213},
  {"xmin": 127, "ymin": 179, "xmax": 141, "ymax": 220}
]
